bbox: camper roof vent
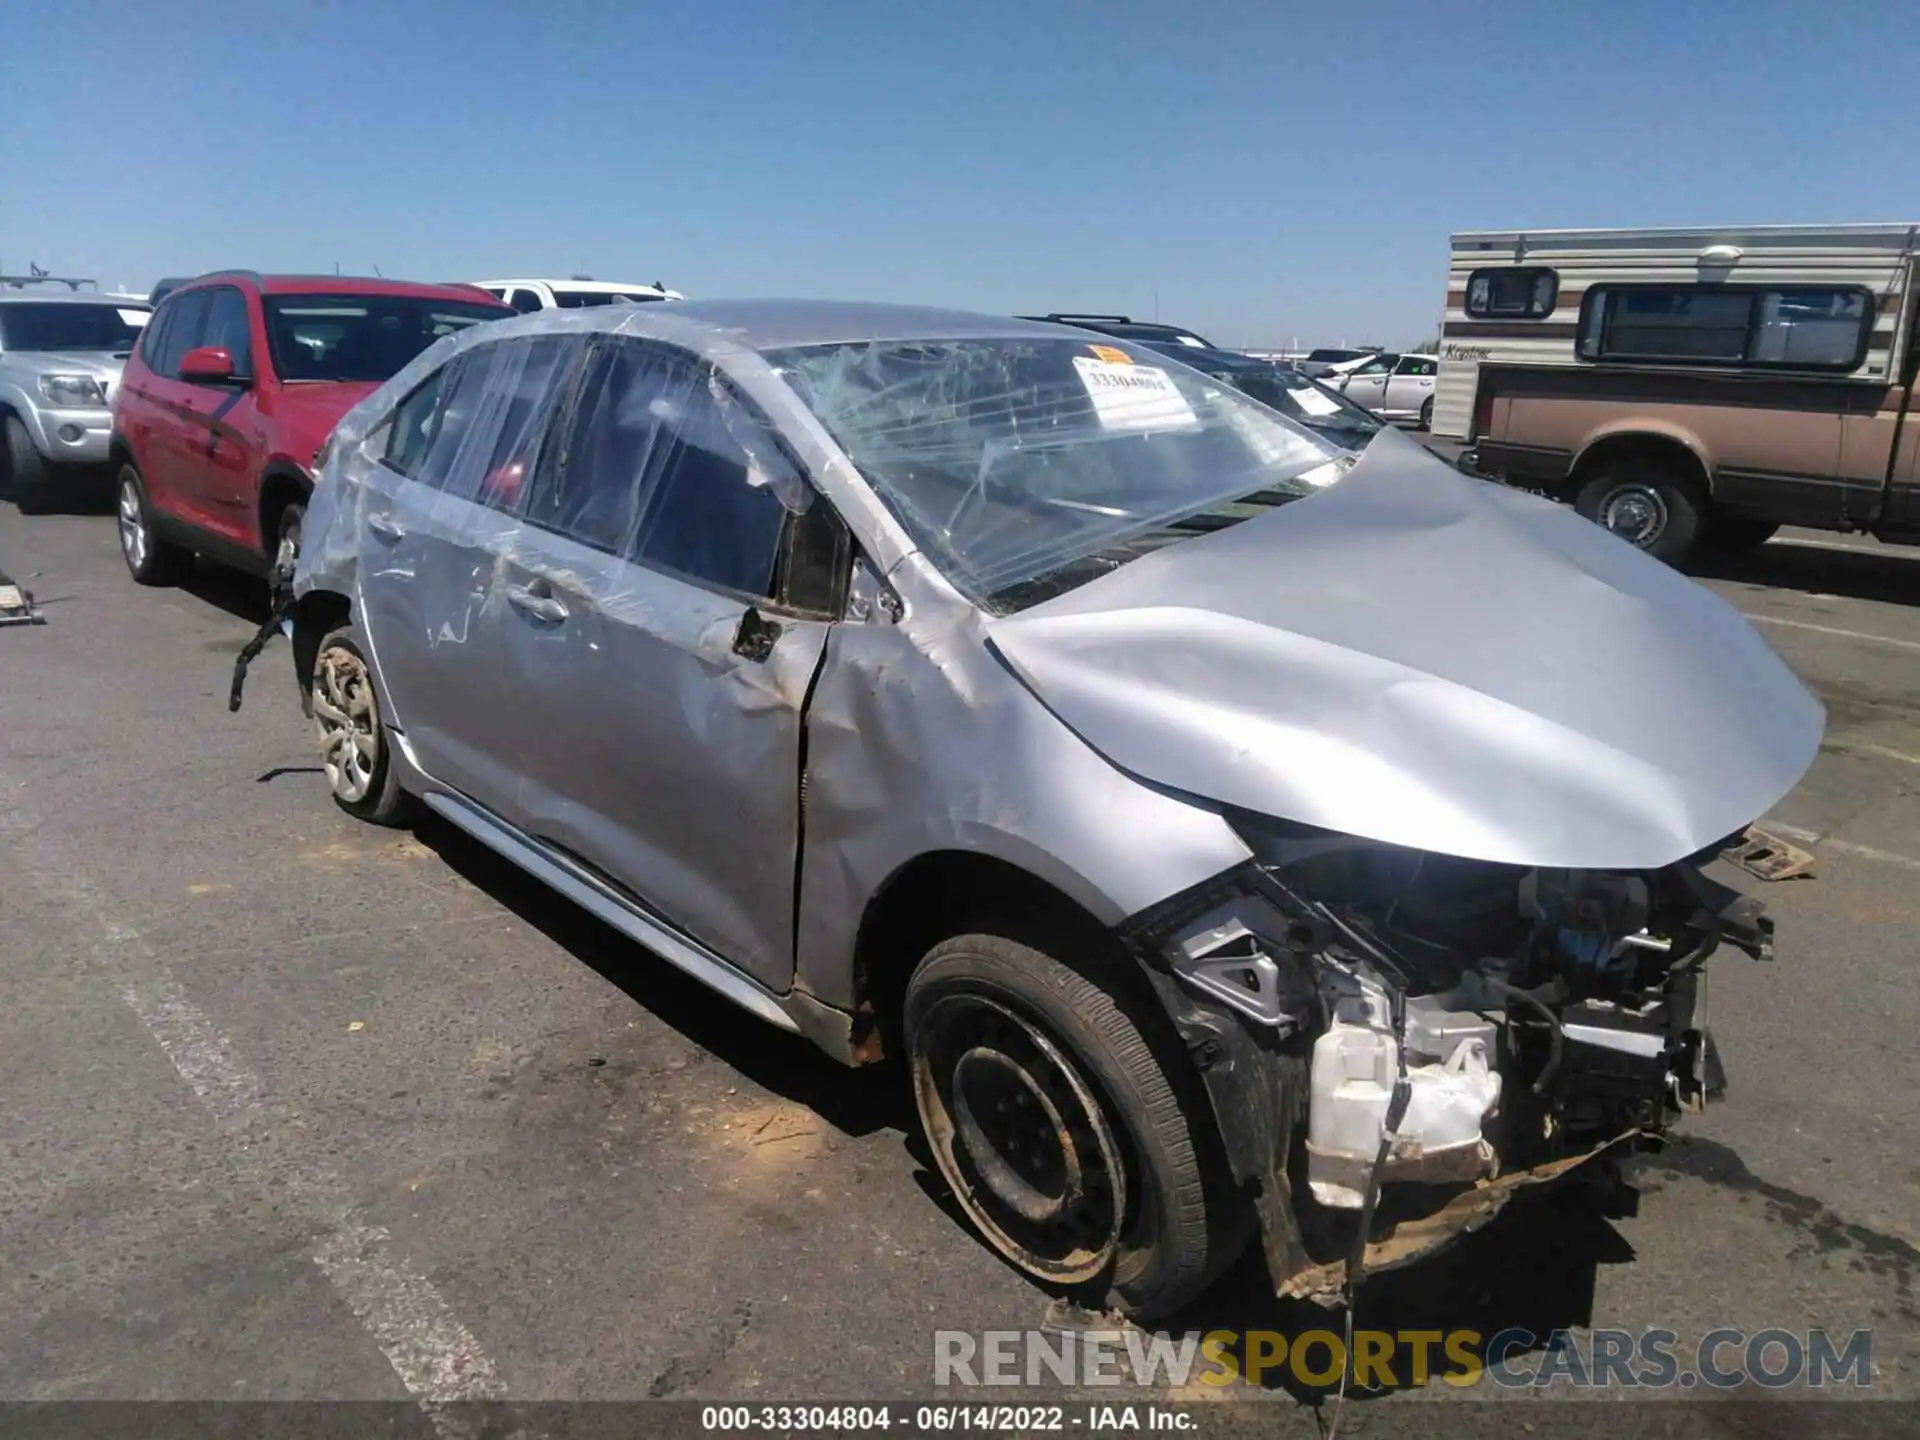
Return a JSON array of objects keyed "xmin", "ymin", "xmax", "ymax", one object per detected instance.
[{"xmin": 1698, "ymin": 244, "xmax": 1744, "ymax": 265}]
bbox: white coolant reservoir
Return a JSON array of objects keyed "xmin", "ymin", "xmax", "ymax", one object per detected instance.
[{"xmin": 1306, "ymin": 1007, "xmax": 1502, "ymax": 1209}]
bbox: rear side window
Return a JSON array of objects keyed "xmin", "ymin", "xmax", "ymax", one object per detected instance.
[
  {"xmin": 522, "ymin": 340, "xmax": 794, "ymax": 597},
  {"xmin": 1399, "ymin": 355, "xmax": 1437, "ymax": 377},
  {"xmin": 418, "ymin": 336, "xmax": 580, "ymax": 510},
  {"xmin": 137, "ymin": 302, "xmax": 175, "ymax": 369},
  {"xmin": 383, "ymin": 362, "xmax": 456, "ymax": 479},
  {"xmin": 1578, "ymin": 285, "xmax": 1874, "ymax": 369},
  {"xmin": 151, "ymin": 290, "xmax": 212, "ymax": 379},
  {"xmin": 1466, "ymin": 267, "xmax": 1558, "ymax": 319},
  {"xmin": 509, "ymin": 289, "xmax": 544, "ymax": 314}
]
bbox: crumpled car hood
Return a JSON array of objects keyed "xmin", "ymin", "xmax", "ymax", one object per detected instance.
[{"xmin": 986, "ymin": 430, "xmax": 1824, "ymax": 870}]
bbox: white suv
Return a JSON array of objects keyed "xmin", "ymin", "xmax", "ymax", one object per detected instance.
[{"xmin": 471, "ymin": 277, "xmax": 683, "ymax": 313}]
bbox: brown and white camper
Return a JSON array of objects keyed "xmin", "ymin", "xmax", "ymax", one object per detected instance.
[{"xmin": 1435, "ymin": 223, "xmax": 1920, "ymax": 563}]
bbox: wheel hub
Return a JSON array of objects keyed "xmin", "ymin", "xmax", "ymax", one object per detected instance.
[
  {"xmin": 1597, "ymin": 484, "xmax": 1669, "ymax": 547},
  {"xmin": 312, "ymin": 645, "xmax": 380, "ymax": 803},
  {"xmin": 912, "ymin": 993, "xmax": 1128, "ymax": 1283}
]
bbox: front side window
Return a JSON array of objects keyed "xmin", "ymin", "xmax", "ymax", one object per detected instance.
[
  {"xmin": 769, "ymin": 334, "xmax": 1339, "ymax": 612},
  {"xmin": 523, "ymin": 341, "xmax": 794, "ymax": 597},
  {"xmin": 1350, "ymin": 356, "xmax": 1394, "ymax": 377},
  {"xmin": 0, "ymin": 302, "xmax": 148, "ymax": 353},
  {"xmin": 264, "ymin": 294, "xmax": 505, "ymax": 383},
  {"xmin": 510, "ymin": 289, "xmax": 544, "ymax": 314},
  {"xmin": 1466, "ymin": 267, "xmax": 1558, "ymax": 319},
  {"xmin": 1578, "ymin": 285, "xmax": 1873, "ymax": 369}
]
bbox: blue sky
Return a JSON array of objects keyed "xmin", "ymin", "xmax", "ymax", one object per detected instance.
[{"xmin": 4, "ymin": 1, "xmax": 1914, "ymax": 348}]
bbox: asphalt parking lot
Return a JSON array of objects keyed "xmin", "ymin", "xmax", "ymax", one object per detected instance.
[{"xmin": 1, "ymin": 477, "xmax": 1916, "ymax": 1427}]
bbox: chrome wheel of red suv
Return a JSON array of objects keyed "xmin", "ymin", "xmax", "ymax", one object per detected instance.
[{"xmin": 116, "ymin": 467, "xmax": 191, "ymax": 586}]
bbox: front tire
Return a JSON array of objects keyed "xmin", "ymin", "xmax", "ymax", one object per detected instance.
[
  {"xmin": 905, "ymin": 932, "xmax": 1237, "ymax": 1318},
  {"xmin": 1574, "ymin": 459, "xmax": 1703, "ymax": 565},
  {"xmin": 5, "ymin": 416, "xmax": 52, "ymax": 513},
  {"xmin": 273, "ymin": 501, "xmax": 306, "ymax": 588},
  {"xmin": 116, "ymin": 465, "xmax": 192, "ymax": 585},
  {"xmin": 311, "ymin": 622, "xmax": 417, "ymax": 825}
]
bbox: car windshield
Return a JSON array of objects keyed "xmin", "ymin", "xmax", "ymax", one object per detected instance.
[
  {"xmin": 770, "ymin": 335, "xmax": 1340, "ymax": 611},
  {"xmin": 1306, "ymin": 348, "xmax": 1369, "ymax": 364},
  {"xmin": 263, "ymin": 295, "xmax": 504, "ymax": 383},
  {"xmin": 0, "ymin": 302, "xmax": 148, "ymax": 352},
  {"xmin": 552, "ymin": 290, "xmax": 664, "ymax": 308},
  {"xmin": 1219, "ymin": 366, "xmax": 1383, "ymax": 446}
]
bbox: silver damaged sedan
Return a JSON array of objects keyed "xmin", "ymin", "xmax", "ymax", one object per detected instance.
[{"xmin": 291, "ymin": 301, "xmax": 1822, "ymax": 1317}]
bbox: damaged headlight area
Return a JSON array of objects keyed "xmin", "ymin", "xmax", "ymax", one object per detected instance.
[{"xmin": 1120, "ymin": 818, "xmax": 1771, "ymax": 1296}]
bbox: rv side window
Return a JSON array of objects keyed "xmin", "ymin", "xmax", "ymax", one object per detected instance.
[
  {"xmin": 1465, "ymin": 268, "xmax": 1557, "ymax": 319},
  {"xmin": 1578, "ymin": 285, "xmax": 1874, "ymax": 370}
]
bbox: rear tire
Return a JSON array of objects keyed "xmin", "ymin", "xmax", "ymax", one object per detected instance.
[
  {"xmin": 1574, "ymin": 458, "xmax": 1704, "ymax": 565},
  {"xmin": 116, "ymin": 465, "xmax": 193, "ymax": 585},
  {"xmin": 1419, "ymin": 396, "xmax": 1434, "ymax": 431},
  {"xmin": 905, "ymin": 932, "xmax": 1238, "ymax": 1319},
  {"xmin": 5, "ymin": 417, "xmax": 51, "ymax": 513},
  {"xmin": 310, "ymin": 622, "xmax": 417, "ymax": 825}
]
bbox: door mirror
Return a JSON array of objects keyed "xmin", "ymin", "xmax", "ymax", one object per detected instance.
[{"xmin": 179, "ymin": 346, "xmax": 240, "ymax": 383}]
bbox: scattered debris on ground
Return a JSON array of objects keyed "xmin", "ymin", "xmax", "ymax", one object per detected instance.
[
  {"xmin": 1722, "ymin": 825, "xmax": 1819, "ymax": 881},
  {"xmin": 0, "ymin": 570, "xmax": 44, "ymax": 626}
]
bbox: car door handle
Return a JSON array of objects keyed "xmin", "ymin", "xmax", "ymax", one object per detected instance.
[
  {"xmin": 506, "ymin": 582, "xmax": 569, "ymax": 624},
  {"xmin": 366, "ymin": 512, "xmax": 406, "ymax": 543}
]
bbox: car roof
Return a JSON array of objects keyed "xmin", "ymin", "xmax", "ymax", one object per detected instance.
[
  {"xmin": 1019, "ymin": 314, "xmax": 1214, "ymax": 344},
  {"xmin": 478, "ymin": 278, "xmax": 671, "ymax": 293},
  {"xmin": 167, "ymin": 273, "xmax": 506, "ymax": 306},
  {"xmin": 505, "ymin": 298, "xmax": 1081, "ymax": 350},
  {"xmin": 0, "ymin": 291, "xmax": 148, "ymax": 306},
  {"xmin": 1140, "ymin": 341, "xmax": 1271, "ymax": 372}
]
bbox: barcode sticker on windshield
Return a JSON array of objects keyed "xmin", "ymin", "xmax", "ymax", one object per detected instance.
[
  {"xmin": 1072, "ymin": 357, "xmax": 1198, "ymax": 432},
  {"xmin": 1289, "ymin": 386, "xmax": 1342, "ymax": 417}
]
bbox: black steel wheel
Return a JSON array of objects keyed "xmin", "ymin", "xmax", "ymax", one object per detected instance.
[{"xmin": 906, "ymin": 932, "xmax": 1237, "ymax": 1317}]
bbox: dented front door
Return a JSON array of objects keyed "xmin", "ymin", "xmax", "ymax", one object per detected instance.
[
  {"xmin": 498, "ymin": 528, "xmax": 828, "ymax": 991},
  {"xmin": 497, "ymin": 337, "xmax": 829, "ymax": 990}
]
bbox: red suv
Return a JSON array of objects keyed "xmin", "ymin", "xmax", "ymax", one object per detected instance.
[{"xmin": 110, "ymin": 271, "xmax": 508, "ymax": 584}]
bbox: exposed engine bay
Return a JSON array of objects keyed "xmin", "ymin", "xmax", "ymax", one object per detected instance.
[{"xmin": 1122, "ymin": 818, "xmax": 1772, "ymax": 1296}]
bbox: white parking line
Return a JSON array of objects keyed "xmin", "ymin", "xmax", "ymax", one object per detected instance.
[
  {"xmin": 1743, "ymin": 614, "xmax": 1920, "ymax": 653},
  {"xmin": 5, "ymin": 788, "xmax": 505, "ymax": 1432},
  {"xmin": 1762, "ymin": 820, "xmax": 1920, "ymax": 872},
  {"xmin": 1839, "ymin": 741, "xmax": 1920, "ymax": 768},
  {"xmin": 1767, "ymin": 535, "xmax": 1911, "ymax": 559}
]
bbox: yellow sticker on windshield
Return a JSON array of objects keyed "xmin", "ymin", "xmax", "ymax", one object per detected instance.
[{"xmin": 1087, "ymin": 344, "xmax": 1133, "ymax": 365}]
